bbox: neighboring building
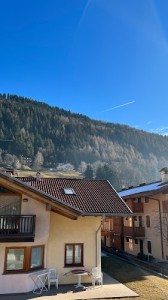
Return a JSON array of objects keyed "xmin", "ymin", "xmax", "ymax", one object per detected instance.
[
  {"xmin": 101, "ymin": 216, "xmax": 124, "ymax": 251},
  {"xmin": 0, "ymin": 172, "xmax": 132, "ymax": 294},
  {"xmin": 119, "ymin": 168, "xmax": 168, "ymax": 261},
  {"xmin": 21, "ymin": 156, "xmax": 32, "ymax": 167}
]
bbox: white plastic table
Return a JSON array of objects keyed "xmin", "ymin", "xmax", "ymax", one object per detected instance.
[
  {"xmin": 30, "ymin": 271, "xmax": 51, "ymax": 294},
  {"xmin": 73, "ymin": 270, "xmax": 89, "ymax": 288}
]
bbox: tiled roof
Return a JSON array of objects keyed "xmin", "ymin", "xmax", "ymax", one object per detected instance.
[
  {"xmin": 119, "ymin": 180, "xmax": 168, "ymax": 198},
  {"xmin": 17, "ymin": 177, "xmax": 132, "ymax": 215}
]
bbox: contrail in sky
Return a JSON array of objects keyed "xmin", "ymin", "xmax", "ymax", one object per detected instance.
[
  {"xmin": 102, "ymin": 101, "xmax": 135, "ymax": 112},
  {"xmin": 69, "ymin": 0, "xmax": 92, "ymax": 54},
  {"xmin": 75, "ymin": 0, "xmax": 92, "ymax": 33}
]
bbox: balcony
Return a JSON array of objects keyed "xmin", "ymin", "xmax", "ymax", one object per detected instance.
[
  {"xmin": 101, "ymin": 229, "xmax": 115, "ymax": 236},
  {"xmin": 132, "ymin": 203, "xmax": 144, "ymax": 213},
  {"xmin": 123, "ymin": 226, "xmax": 145, "ymax": 238},
  {"xmin": 0, "ymin": 215, "xmax": 36, "ymax": 242},
  {"xmin": 101, "ymin": 225, "xmax": 122, "ymax": 236}
]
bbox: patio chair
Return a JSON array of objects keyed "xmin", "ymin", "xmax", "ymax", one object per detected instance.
[
  {"xmin": 91, "ymin": 267, "xmax": 103, "ymax": 287},
  {"xmin": 47, "ymin": 268, "xmax": 59, "ymax": 289}
]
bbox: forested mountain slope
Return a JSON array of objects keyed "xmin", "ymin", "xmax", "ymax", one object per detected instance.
[{"xmin": 0, "ymin": 93, "xmax": 168, "ymax": 188}]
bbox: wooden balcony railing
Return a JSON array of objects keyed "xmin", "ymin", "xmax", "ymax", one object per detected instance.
[
  {"xmin": 123, "ymin": 226, "xmax": 145, "ymax": 238},
  {"xmin": 101, "ymin": 229, "xmax": 115, "ymax": 236},
  {"xmin": 126, "ymin": 201, "xmax": 144, "ymax": 213},
  {"xmin": 0, "ymin": 215, "xmax": 36, "ymax": 242},
  {"xmin": 101, "ymin": 225, "xmax": 122, "ymax": 236},
  {"xmin": 132, "ymin": 203, "xmax": 144, "ymax": 213}
]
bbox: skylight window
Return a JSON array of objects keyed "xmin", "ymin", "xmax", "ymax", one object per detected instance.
[{"xmin": 64, "ymin": 188, "xmax": 76, "ymax": 195}]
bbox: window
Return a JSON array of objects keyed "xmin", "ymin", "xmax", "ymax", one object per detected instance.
[
  {"xmin": 137, "ymin": 197, "xmax": 141, "ymax": 204},
  {"xmin": 126, "ymin": 237, "xmax": 129, "ymax": 242},
  {"xmin": 147, "ymin": 241, "xmax": 152, "ymax": 254},
  {"xmin": 4, "ymin": 245, "xmax": 44, "ymax": 273},
  {"xmin": 139, "ymin": 216, "xmax": 143, "ymax": 227},
  {"xmin": 0, "ymin": 197, "xmax": 20, "ymax": 215},
  {"xmin": 162, "ymin": 201, "xmax": 168, "ymax": 213},
  {"xmin": 30, "ymin": 246, "xmax": 44, "ymax": 270},
  {"xmin": 103, "ymin": 219, "xmax": 110, "ymax": 231},
  {"xmin": 64, "ymin": 188, "xmax": 76, "ymax": 195},
  {"xmin": 6, "ymin": 248, "xmax": 25, "ymax": 271},
  {"xmin": 65, "ymin": 243, "xmax": 83, "ymax": 267},
  {"xmin": 146, "ymin": 216, "xmax": 150, "ymax": 228},
  {"xmin": 135, "ymin": 239, "xmax": 138, "ymax": 244},
  {"xmin": 145, "ymin": 197, "xmax": 149, "ymax": 203}
]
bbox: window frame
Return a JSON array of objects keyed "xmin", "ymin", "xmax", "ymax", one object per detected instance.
[
  {"xmin": 30, "ymin": 245, "xmax": 44, "ymax": 271},
  {"xmin": 162, "ymin": 201, "xmax": 168, "ymax": 213},
  {"xmin": 139, "ymin": 216, "xmax": 143, "ymax": 227},
  {"xmin": 64, "ymin": 188, "xmax": 76, "ymax": 195},
  {"xmin": 4, "ymin": 245, "xmax": 44, "ymax": 274},
  {"xmin": 4, "ymin": 247, "xmax": 26, "ymax": 273},
  {"xmin": 146, "ymin": 215, "xmax": 150, "ymax": 228},
  {"xmin": 145, "ymin": 197, "xmax": 149, "ymax": 203},
  {"xmin": 0, "ymin": 196, "xmax": 21, "ymax": 215},
  {"xmin": 147, "ymin": 241, "xmax": 152, "ymax": 254},
  {"xmin": 64, "ymin": 243, "xmax": 83, "ymax": 267},
  {"xmin": 137, "ymin": 197, "xmax": 141, "ymax": 204}
]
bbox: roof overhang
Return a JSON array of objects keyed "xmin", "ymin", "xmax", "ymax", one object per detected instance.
[
  {"xmin": 120, "ymin": 189, "xmax": 168, "ymax": 199},
  {"xmin": 119, "ymin": 181, "xmax": 168, "ymax": 200},
  {"xmin": 0, "ymin": 172, "xmax": 81, "ymax": 220},
  {"xmin": 81, "ymin": 212, "xmax": 133, "ymax": 217}
]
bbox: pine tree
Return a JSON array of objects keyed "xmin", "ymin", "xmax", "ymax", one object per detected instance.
[{"xmin": 84, "ymin": 164, "xmax": 93, "ymax": 179}]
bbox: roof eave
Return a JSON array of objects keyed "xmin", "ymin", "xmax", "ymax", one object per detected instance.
[
  {"xmin": 0, "ymin": 172, "xmax": 82, "ymax": 219},
  {"xmin": 81, "ymin": 212, "xmax": 133, "ymax": 217},
  {"xmin": 120, "ymin": 189, "xmax": 168, "ymax": 199},
  {"xmin": 106, "ymin": 180, "xmax": 133, "ymax": 213}
]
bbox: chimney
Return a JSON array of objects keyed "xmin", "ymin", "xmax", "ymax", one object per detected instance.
[
  {"xmin": 36, "ymin": 171, "xmax": 41, "ymax": 182},
  {"xmin": 160, "ymin": 167, "xmax": 168, "ymax": 182}
]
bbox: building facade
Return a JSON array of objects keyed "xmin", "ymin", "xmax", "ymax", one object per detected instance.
[
  {"xmin": 101, "ymin": 216, "xmax": 123, "ymax": 251},
  {"xmin": 119, "ymin": 168, "xmax": 168, "ymax": 261},
  {"xmin": 0, "ymin": 172, "xmax": 132, "ymax": 294},
  {"xmin": 102, "ymin": 168, "xmax": 168, "ymax": 261}
]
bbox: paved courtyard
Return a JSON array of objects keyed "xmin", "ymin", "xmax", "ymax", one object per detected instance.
[{"xmin": 0, "ymin": 272, "xmax": 138, "ymax": 300}]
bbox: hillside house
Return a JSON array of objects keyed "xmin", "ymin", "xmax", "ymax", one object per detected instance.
[{"xmin": 0, "ymin": 172, "xmax": 132, "ymax": 294}]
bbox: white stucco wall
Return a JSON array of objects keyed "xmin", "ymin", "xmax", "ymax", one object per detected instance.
[
  {"xmin": 0, "ymin": 196, "xmax": 102, "ymax": 294},
  {"xmin": 0, "ymin": 195, "xmax": 50, "ymax": 294},
  {"xmin": 47, "ymin": 213, "xmax": 102, "ymax": 285}
]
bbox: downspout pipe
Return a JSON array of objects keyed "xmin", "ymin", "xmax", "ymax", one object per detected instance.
[{"xmin": 96, "ymin": 214, "xmax": 106, "ymax": 267}]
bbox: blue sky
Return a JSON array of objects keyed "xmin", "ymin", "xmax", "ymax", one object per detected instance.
[{"xmin": 1, "ymin": 0, "xmax": 168, "ymax": 134}]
